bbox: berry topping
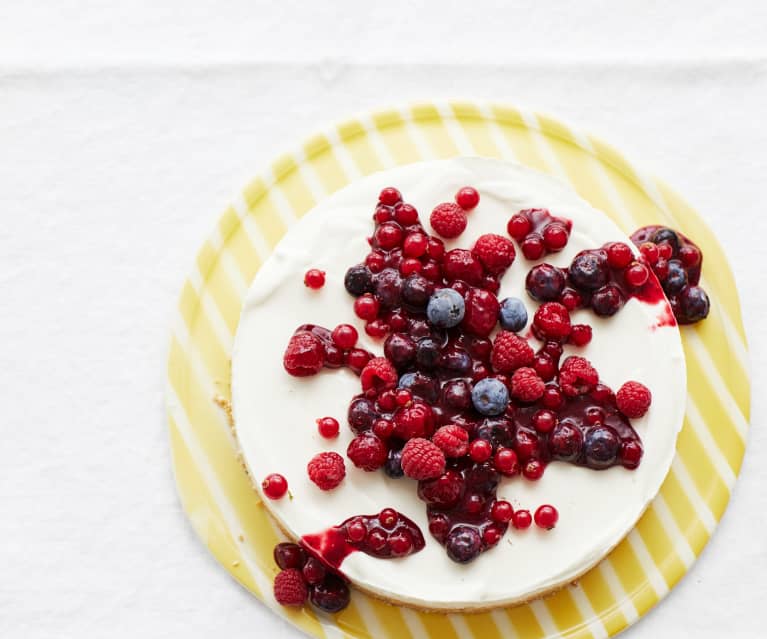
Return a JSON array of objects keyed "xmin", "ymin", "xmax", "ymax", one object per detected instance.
[
  {"xmin": 542, "ymin": 223, "xmax": 569, "ymax": 251},
  {"xmin": 510, "ymin": 367, "xmax": 546, "ymax": 402},
  {"xmin": 347, "ymin": 434, "xmax": 388, "ymax": 471},
  {"xmin": 393, "ymin": 401, "xmax": 435, "ymax": 439},
  {"xmin": 471, "ymin": 377, "xmax": 510, "ymax": 415},
  {"xmin": 591, "ymin": 284, "xmax": 625, "ymax": 317},
  {"xmin": 678, "ymin": 285, "xmax": 710, "ymax": 323},
  {"xmin": 507, "ymin": 213, "xmax": 532, "ymax": 240},
  {"xmin": 317, "ymin": 416, "xmax": 340, "ymax": 438},
  {"xmin": 374, "ymin": 221, "xmax": 404, "ymax": 250},
  {"xmin": 262, "ymin": 473, "xmax": 288, "ymax": 499},
  {"xmin": 331, "ymin": 324, "xmax": 358, "ymax": 349},
  {"xmin": 494, "ymin": 447, "xmax": 520, "ymax": 476},
  {"xmin": 532, "ymin": 302, "xmax": 572, "ymax": 340},
  {"xmin": 418, "ymin": 470, "xmax": 464, "ymax": 508},
  {"xmin": 443, "ymin": 249, "xmax": 483, "ymax": 286},
  {"xmin": 273, "ymin": 569, "xmax": 308, "ymax": 606},
  {"xmin": 559, "ymin": 356, "xmax": 599, "ymax": 397},
  {"xmin": 534, "ymin": 505, "xmax": 559, "ymax": 530},
  {"xmin": 605, "ymin": 242, "xmax": 634, "ymax": 268},
  {"xmin": 472, "ymin": 233, "xmax": 516, "ymax": 274},
  {"xmin": 620, "ymin": 440, "xmax": 644, "ymax": 469},
  {"xmin": 445, "ymin": 525, "xmax": 482, "ymax": 563},
  {"xmin": 432, "ymin": 424, "xmax": 470, "ymax": 457},
  {"xmin": 426, "ymin": 288, "xmax": 465, "ymax": 328},
  {"xmin": 462, "ymin": 288, "xmax": 500, "ymax": 336},
  {"xmin": 274, "ymin": 542, "xmax": 306, "ymax": 570},
  {"xmin": 455, "ymin": 186, "xmax": 480, "ymax": 210},
  {"xmin": 344, "ymin": 265, "xmax": 374, "ymax": 297},
  {"xmin": 378, "ymin": 186, "xmax": 402, "ymax": 206},
  {"xmin": 430, "ymin": 202, "xmax": 467, "ymax": 238},
  {"xmin": 498, "ymin": 297, "xmax": 528, "ymax": 332},
  {"xmin": 624, "ymin": 262, "xmax": 650, "ymax": 288},
  {"xmin": 584, "ymin": 426, "xmax": 621, "ymax": 469},
  {"xmin": 308, "ymin": 452, "xmax": 346, "ymax": 490},
  {"xmin": 360, "ymin": 357, "xmax": 398, "ymax": 392},
  {"xmin": 568, "ymin": 324, "xmax": 592, "ymax": 347},
  {"xmin": 401, "ymin": 438, "xmax": 447, "ymax": 480},
  {"xmin": 310, "ymin": 574, "xmax": 351, "ymax": 613},
  {"xmin": 526, "ymin": 263, "xmax": 566, "ymax": 302},
  {"xmin": 491, "ymin": 331, "xmax": 534, "ymax": 374},
  {"xmin": 353, "ymin": 293, "xmax": 379, "ymax": 320},
  {"xmin": 304, "ymin": 269, "xmax": 326, "ymax": 289},
  {"xmin": 569, "ymin": 251, "xmax": 609, "ymax": 290},
  {"xmin": 469, "ymin": 438, "xmax": 493, "ymax": 462},
  {"xmin": 512, "ymin": 509, "xmax": 532, "ymax": 530},
  {"xmin": 520, "ymin": 234, "xmax": 545, "ymax": 260},
  {"xmin": 616, "ymin": 381, "xmax": 652, "ymax": 418},
  {"xmin": 283, "ymin": 331, "xmax": 325, "ymax": 377},
  {"xmin": 302, "ymin": 557, "xmax": 326, "ymax": 585},
  {"xmin": 491, "ymin": 500, "xmax": 514, "ymax": 523}
]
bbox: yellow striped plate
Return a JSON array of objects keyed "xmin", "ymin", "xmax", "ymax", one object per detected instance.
[{"xmin": 166, "ymin": 101, "xmax": 750, "ymax": 638}]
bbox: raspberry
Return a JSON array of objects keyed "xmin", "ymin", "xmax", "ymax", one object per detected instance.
[
  {"xmin": 401, "ymin": 438, "xmax": 446, "ymax": 480},
  {"xmin": 307, "ymin": 452, "xmax": 346, "ymax": 490},
  {"xmin": 491, "ymin": 331, "xmax": 534, "ymax": 373},
  {"xmin": 273, "ymin": 568, "xmax": 308, "ymax": 606},
  {"xmin": 462, "ymin": 288, "xmax": 500, "ymax": 337},
  {"xmin": 359, "ymin": 357, "xmax": 398, "ymax": 392},
  {"xmin": 432, "ymin": 424, "xmax": 470, "ymax": 458},
  {"xmin": 393, "ymin": 401, "xmax": 435, "ymax": 439},
  {"xmin": 533, "ymin": 302, "xmax": 571, "ymax": 340},
  {"xmin": 283, "ymin": 331, "xmax": 325, "ymax": 377},
  {"xmin": 347, "ymin": 434, "xmax": 388, "ymax": 471},
  {"xmin": 616, "ymin": 381, "xmax": 652, "ymax": 418},
  {"xmin": 472, "ymin": 234, "xmax": 516, "ymax": 275},
  {"xmin": 559, "ymin": 356, "xmax": 599, "ymax": 397},
  {"xmin": 568, "ymin": 324, "xmax": 592, "ymax": 347},
  {"xmin": 510, "ymin": 367, "xmax": 546, "ymax": 402},
  {"xmin": 442, "ymin": 249, "xmax": 484, "ymax": 286},
  {"xmin": 430, "ymin": 202, "xmax": 467, "ymax": 238}
]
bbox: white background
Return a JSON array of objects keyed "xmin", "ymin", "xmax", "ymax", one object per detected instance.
[{"xmin": 1, "ymin": 2, "xmax": 765, "ymax": 637}]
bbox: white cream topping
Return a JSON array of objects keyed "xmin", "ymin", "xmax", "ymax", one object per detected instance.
[{"xmin": 232, "ymin": 158, "xmax": 686, "ymax": 610}]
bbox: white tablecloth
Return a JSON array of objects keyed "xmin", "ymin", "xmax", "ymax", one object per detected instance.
[{"xmin": 1, "ymin": 2, "xmax": 765, "ymax": 637}]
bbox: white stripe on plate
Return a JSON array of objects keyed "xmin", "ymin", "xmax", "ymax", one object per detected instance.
[
  {"xmin": 685, "ymin": 397, "xmax": 737, "ymax": 488},
  {"xmin": 435, "ymin": 102, "xmax": 477, "ymax": 156},
  {"xmin": 398, "ymin": 607, "xmax": 431, "ymax": 639},
  {"xmin": 324, "ymin": 125, "xmax": 364, "ymax": 181},
  {"xmin": 357, "ymin": 113, "xmax": 398, "ymax": 169},
  {"xmin": 528, "ymin": 598, "xmax": 560, "ymax": 638},
  {"xmin": 597, "ymin": 560, "xmax": 640, "ymax": 624},
  {"xmin": 670, "ymin": 458, "xmax": 716, "ymax": 533},
  {"xmin": 650, "ymin": 497, "xmax": 696, "ymax": 567},
  {"xmin": 477, "ymin": 104, "xmax": 520, "ymax": 162},
  {"xmin": 626, "ymin": 530, "xmax": 669, "ymax": 598}
]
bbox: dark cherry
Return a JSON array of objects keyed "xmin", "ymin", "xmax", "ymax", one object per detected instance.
[
  {"xmin": 374, "ymin": 268, "xmax": 403, "ymax": 308},
  {"xmin": 569, "ymin": 251, "xmax": 609, "ymax": 290},
  {"xmin": 548, "ymin": 420, "xmax": 584, "ymax": 462},
  {"xmin": 441, "ymin": 379, "xmax": 473, "ymax": 410},
  {"xmin": 344, "ymin": 265, "xmax": 373, "ymax": 297},
  {"xmin": 401, "ymin": 274, "xmax": 434, "ymax": 308},
  {"xmin": 383, "ymin": 333, "xmax": 416, "ymax": 367},
  {"xmin": 274, "ymin": 542, "xmax": 306, "ymax": 570},
  {"xmin": 678, "ymin": 285, "xmax": 710, "ymax": 323},
  {"xmin": 303, "ymin": 557, "xmax": 326, "ymax": 585},
  {"xmin": 348, "ymin": 397, "xmax": 378, "ymax": 433},
  {"xmin": 310, "ymin": 573, "xmax": 351, "ymax": 613},
  {"xmin": 384, "ymin": 448, "xmax": 404, "ymax": 478},
  {"xmin": 663, "ymin": 260, "xmax": 688, "ymax": 295},
  {"xmin": 591, "ymin": 284, "xmax": 625, "ymax": 317},
  {"xmin": 526, "ymin": 263, "xmax": 566, "ymax": 301},
  {"xmin": 651, "ymin": 228, "xmax": 681, "ymax": 255}
]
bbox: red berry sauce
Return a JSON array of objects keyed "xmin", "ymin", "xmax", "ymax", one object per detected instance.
[
  {"xmin": 630, "ymin": 226, "xmax": 710, "ymax": 324},
  {"xmin": 301, "ymin": 508, "xmax": 425, "ymax": 570},
  {"xmin": 507, "ymin": 208, "xmax": 573, "ymax": 260}
]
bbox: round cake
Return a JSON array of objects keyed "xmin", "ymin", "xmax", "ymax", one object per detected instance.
[{"xmin": 231, "ymin": 157, "xmax": 689, "ymax": 611}]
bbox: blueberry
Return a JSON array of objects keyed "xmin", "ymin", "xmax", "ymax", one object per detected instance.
[
  {"xmin": 498, "ymin": 297, "xmax": 528, "ymax": 332},
  {"xmin": 651, "ymin": 228, "xmax": 680, "ymax": 256},
  {"xmin": 416, "ymin": 338, "xmax": 441, "ymax": 369},
  {"xmin": 344, "ymin": 265, "xmax": 373, "ymax": 297},
  {"xmin": 584, "ymin": 425, "xmax": 620, "ymax": 469},
  {"xmin": 384, "ymin": 448, "xmax": 404, "ymax": 478},
  {"xmin": 374, "ymin": 268, "xmax": 403, "ymax": 308},
  {"xmin": 471, "ymin": 378, "xmax": 509, "ymax": 416},
  {"xmin": 426, "ymin": 288, "xmax": 465, "ymax": 328},
  {"xmin": 398, "ymin": 372, "xmax": 417, "ymax": 389},
  {"xmin": 663, "ymin": 260, "xmax": 688, "ymax": 295},
  {"xmin": 525, "ymin": 264, "xmax": 566, "ymax": 302},
  {"xmin": 569, "ymin": 252, "xmax": 609, "ymax": 290},
  {"xmin": 678, "ymin": 285, "xmax": 710, "ymax": 323},
  {"xmin": 445, "ymin": 525, "xmax": 482, "ymax": 563},
  {"xmin": 402, "ymin": 274, "xmax": 434, "ymax": 308},
  {"xmin": 591, "ymin": 284, "xmax": 625, "ymax": 317}
]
